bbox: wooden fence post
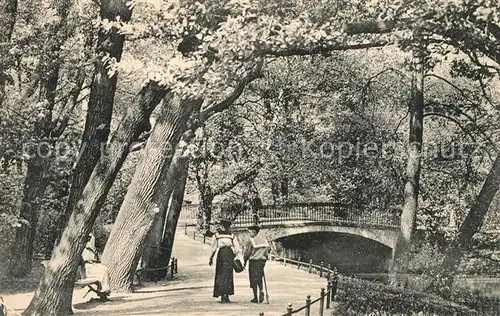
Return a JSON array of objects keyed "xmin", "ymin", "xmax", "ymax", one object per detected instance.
[
  {"xmin": 193, "ymin": 231, "xmax": 196, "ymax": 240},
  {"xmin": 305, "ymin": 295, "xmax": 311, "ymax": 316},
  {"xmin": 327, "ymin": 264, "xmax": 331, "ymax": 280},
  {"xmin": 319, "ymin": 288, "xmax": 325, "ymax": 316},
  {"xmin": 184, "ymin": 223, "xmax": 187, "ymax": 235},
  {"xmin": 174, "ymin": 258, "xmax": 178, "ymax": 274},
  {"xmin": 319, "ymin": 261, "xmax": 323, "ymax": 277},
  {"xmin": 287, "ymin": 303, "xmax": 293, "ymax": 316},
  {"xmin": 170, "ymin": 257, "xmax": 175, "ymax": 279},
  {"xmin": 331, "ymin": 270, "xmax": 338, "ymax": 302},
  {"xmin": 284, "ymin": 257, "xmax": 287, "ymax": 266},
  {"xmin": 308, "ymin": 259, "xmax": 312, "ymax": 273},
  {"xmin": 326, "ymin": 279, "xmax": 332, "ymax": 309},
  {"xmin": 203, "ymin": 234, "xmax": 206, "ymax": 243},
  {"xmin": 298, "ymin": 256, "xmax": 301, "ymax": 269}
]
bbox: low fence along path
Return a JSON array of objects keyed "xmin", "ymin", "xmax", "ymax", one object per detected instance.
[{"xmin": 2, "ymin": 231, "xmax": 329, "ymax": 316}]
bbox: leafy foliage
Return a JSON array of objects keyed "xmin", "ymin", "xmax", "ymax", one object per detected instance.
[
  {"xmin": 0, "ymin": 0, "xmax": 499, "ymax": 307},
  {"xmin": 334, "ymin": 277, "xmax": 481, "ymax": 316}
]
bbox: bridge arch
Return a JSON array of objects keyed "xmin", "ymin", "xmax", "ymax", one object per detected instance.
[{"xmin": 237, "ymin": 223, "xmax": 399, "ymax": 249}]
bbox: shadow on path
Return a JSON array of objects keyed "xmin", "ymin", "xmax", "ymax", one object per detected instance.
[
  {"xmin": 3, "ymin": 232, "xmax": 329, "ymax": 316},
  {"xmin": 136, "ymin": 285, "xmax": 213, "ymax": 294}
]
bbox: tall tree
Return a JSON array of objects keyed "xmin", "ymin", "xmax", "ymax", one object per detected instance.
[
  {"xmin": 11, "ymin": 0, "xmax": 78, "ymax": 277},
  {"xmin": 430, "ymin": 153, "xmax": 500, "ymax": 293},
  {"xmin": 337, "ymin": 2, "xmax": 500, "ymax": 283},
  {"xmin": 141, "ymin": 65, "xmax": 263, "ymax": 278},
  {"xmin": 101, "ymin": 93, "xmax": 202, "ymax": 291},
  {"xmin": 390, "ymin": 46, "xmax": 425, "ymax": 285},
  {"xmin": 59, "ymin": 0, "xmax": 133, "ymax": 235},
  {"xmin": 141, "ymin": 152, "xmax": 190, "ymax": 281},
  {"xmin": 158, "ymin": 156, "xmax": 189, "ymax": 274},
  {"xmin": 23, "ymin": 82, "xmax": 166, "ymax": 316}
]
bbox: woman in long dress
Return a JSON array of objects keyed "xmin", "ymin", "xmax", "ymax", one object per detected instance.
[{"xmin": 209, "ymin": 219, "xmax": 240, "ymax": 303}]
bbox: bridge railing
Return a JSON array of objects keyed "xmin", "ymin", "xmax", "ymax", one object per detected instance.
[
  {"xmin": 237, "ymin": 203, "xmax": 399, "ymax": 228},
  {"xmin": 178, "ymin": 203, "xmax": 199, "ymax": 221},
  {"xmin": 179, "ymin": 202, "xmax": 400, "ymax": 229}
]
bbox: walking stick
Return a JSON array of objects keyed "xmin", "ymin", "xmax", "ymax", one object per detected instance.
[{"xmin": 263, "ymin": 272, "xmax": 270, "ymax": 304}]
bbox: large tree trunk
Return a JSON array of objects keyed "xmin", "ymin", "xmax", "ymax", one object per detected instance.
[
  {"xmin": 140, "ymin": 63, "xmax": 265, "ymax": 277},
  {"xmin": 10, "ymin": 0, "xmax": 75, "ymax": 277},
  {"xmin": 61, "ymin": 0, "xmax": 132, "ymax": 232},
  {"xmin": 135, "ymin": 63, "xmax": 264, "ymax": 281},
  {"xmin": 23, "ymin": 82, "xmax": 166, "ymax": 316},
  {"xmin": 390, "ymin": 48, "xmax": 424, "ymax": 286},
  {"xmin": 11, "ymin": 155, "xmax": 50, "ymax": 276},
  {"xmin": 10, "ymin": 84, "xmax": 58, "ymax": 278},
  {"xmin": 101, "ymin": 94, "xmax": 201, "ymax": 292},
  {"xmin": 158, "ymin": 157, "xmax": 189, "ymax": 276},
  {"xmin": 431, "ymin": 153, "xmax": 500, "ymax": 294},
  {"xmin": 141, "ymin": 150, "xmax": 182, "ymax": 280},
  {"xmin": 140, "ymin": 203, "xmax": 169, "ymax": 281},
  {"xmin": 198, "ymin": 190, "xmax": 214, "ymax": 231},
  {"xmin": 0, "ymin": 0, "xmax": 17, "ymax": 105},
  {"xmin": 141, "ymin": 153, "xmax": 190, "ymax": 281}
]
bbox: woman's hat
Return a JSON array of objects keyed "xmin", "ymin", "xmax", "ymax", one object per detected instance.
[{"xmin": 218, "ymin": 218, "xmax": 232, "ymax": 226}]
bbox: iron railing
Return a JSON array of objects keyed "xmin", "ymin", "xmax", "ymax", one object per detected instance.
[
  {"xmin": 178, "ymin": 203, "xmax": 199, "ymax": 221},
  {"xmin": 268, "ymin": 255, "xmax": 339, "ymax": 316},
  {"xmin": 134, "ymin": 256, "xmax": 178, "ymax": 285},
  {"xmin": 180, "ymin": 202, "xmax": 400, "ymax": 228}
]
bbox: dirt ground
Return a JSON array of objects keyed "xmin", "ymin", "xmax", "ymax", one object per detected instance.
[{"xmin": 2, "ymin": 232, "xmax": 331, "ymax": 316}]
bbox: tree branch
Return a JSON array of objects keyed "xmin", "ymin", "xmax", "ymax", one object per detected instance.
[
  {"xmin": 263, "ymin": 19, "xmax": 402, "ymax": 58},
  {"xmin": 425, "ymin": 100, "xmax": 496, "ymax": 149},
  {"xmin": 51, "ymin": 69, "xmax": 87, "ymax": 138},
  {"xmin": 200, "ymin": 60, "xmax": 264, "ymax": 122},
  {"xmin": 212, "ymin": 162, "xmax": 262, "ymax": 197},
  {"xmin": 423, "ymin": 112, "xmax": 477, "ymax": 143},
  {"xmin": 259, "ymin": 36, "xmax": 394, "ymax": 58},
  {"xmin": 424, "ymin": 74, "xmax": 479, "ymax": 105}
]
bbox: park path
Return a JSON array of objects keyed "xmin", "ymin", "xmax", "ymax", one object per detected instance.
[{"xmin": 3, "ymin": 232, "xmax": 329, "ymax": 316}]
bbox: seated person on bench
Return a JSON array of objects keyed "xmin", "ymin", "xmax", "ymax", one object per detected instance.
[{"xmin": 77, "ymin": 233, "xmax": 111, "ymax": 297}]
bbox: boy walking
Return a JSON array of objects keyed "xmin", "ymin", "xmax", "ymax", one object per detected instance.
[{"xmin": 243, "ymin": 225, "xmax": 270, "ymax": 303}]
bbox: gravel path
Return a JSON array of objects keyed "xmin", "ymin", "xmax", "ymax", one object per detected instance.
[{"xmin": 3, "ymin": 232, "xmax": 330, "ymax": 316}]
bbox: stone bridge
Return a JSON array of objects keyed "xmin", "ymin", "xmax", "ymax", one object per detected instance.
[
  {"xmin": 180, "ymin": 202, "xmax": 401, "ymax": 272},
  {"xmin": 233, "ymin": 221, "xmax": 399, "ymax": 249}
]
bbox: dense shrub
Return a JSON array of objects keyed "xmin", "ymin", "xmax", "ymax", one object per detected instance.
[
  {"xmin": 408, "ymin": 244, "xmax": 446, "ymax": 275},
  {"xmin": 34, "ymin": 208, "xmax": 64, "ymax": 258},
  {"xmin": 332, "ymin": 277, "xmax": 480, "ymax": 316},
  {"xmin": 0, "ymin": 218, "xmax": 16, "ymax": 282},
  {"xmin": 449, "ymin": 288, "xmax": 500, "ymax": 316},
  {"xmin": 408, "ymin": 234, "xmax": 500, "ymax": 276}
]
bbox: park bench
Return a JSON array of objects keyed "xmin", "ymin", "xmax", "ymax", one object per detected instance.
[
  {"xmin": 41, "ymin": 260, "xmax": 110, "ymax": 301},
  {"xmin": 74, "ymin": 278, "xmax": 109, "ymax": 300}
]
